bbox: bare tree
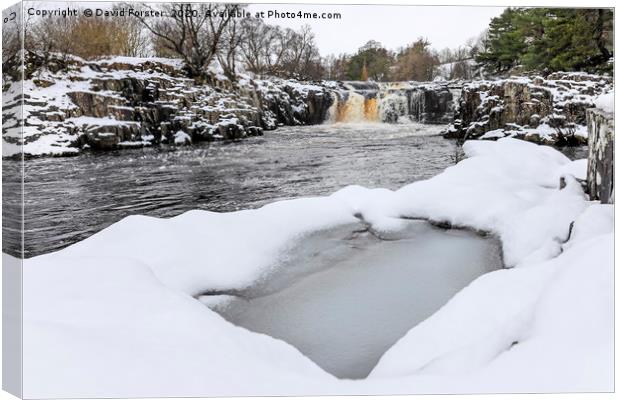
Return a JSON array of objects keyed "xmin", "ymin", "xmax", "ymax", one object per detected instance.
[
  {"xmin": 2, "ymin": 8, "xmax": 23, "ymax": 80},
  {"xmin": 134, "ymin": 3, "xmax": 239, "ymax": 79},
  {"xmin": 282, "ymin": 25, "xmax": 317, "ymax": 78},
  {"xmin": 239, "ymin": 17, "xmax": 267, "ymax": 74},
  {"xmin": 216, "ymin": 12, "xmax": 245, "ymax": 81},
  {"xmin": 117, "ymin": 17, "xmax": 150, "ymax": 58},
  {"xmin": 25, "ymin": 8, "xmax": 150, "ymax": 63},
  {"xmin": 240, "ymin": 19, "xmax": 286, "ymax": 76},
  {"xmin": 267, "ymin": 26, "xmax": 291, "ymax": 75}
]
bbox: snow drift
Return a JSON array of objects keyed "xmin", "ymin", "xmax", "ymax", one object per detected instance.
[{"xmin": 21, "ymin": 138, "xmax": 613, "ymax": 397}]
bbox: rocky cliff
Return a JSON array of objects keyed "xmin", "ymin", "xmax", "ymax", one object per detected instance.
[
  {"xmin": 2, "ymin": 54, "xmax": 334, "ymax": 157},
  {"xmin": 444, "ymin": 72, "xmax": 613, "ymax": 145}
]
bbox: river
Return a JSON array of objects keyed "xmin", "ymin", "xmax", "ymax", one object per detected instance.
[{"xmin": 14, "ymin": 123, "xmax": 585, "ymax": 257}]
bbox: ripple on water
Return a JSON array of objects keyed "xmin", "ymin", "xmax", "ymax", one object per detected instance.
[{"xmin": 17, "ymin": 124, "xmax": 460, "ymax": 257}]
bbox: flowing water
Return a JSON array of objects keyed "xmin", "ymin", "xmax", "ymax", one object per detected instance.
[{"xmin": 19, "ymin": 123, "xmax": 457, "ymax": 257}]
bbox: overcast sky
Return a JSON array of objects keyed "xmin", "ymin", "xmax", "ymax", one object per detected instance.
[
  {"xmin": 247, "ymin": 4, "xmax": 505, "ymax": 56},
  {"xmin": 30, "ymin": 2, "xmax": 505, "ymax": 56}
]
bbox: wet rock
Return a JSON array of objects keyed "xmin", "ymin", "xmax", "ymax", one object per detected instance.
[
  {"xmin": 217, "ymin": 121, "xmax": 246, "ymax": 140},
  {"xmin": 246, "ymin": 126, "xmax": 263, "ymax": 136},
  {"xmin": 407, "ymin": 85, "xmax": 455, "ymax": 124},
  {"xmin": 84, "ymin": 131, "xmax": 120, "ymax": 150},
  {"xmin": 32, "ymin": 79, "xmax": 55, "ymax": 88}
]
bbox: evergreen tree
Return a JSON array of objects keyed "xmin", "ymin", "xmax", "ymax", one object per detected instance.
[
  {"xmin": 361, "ymin": 59, "xmax": 369, "ymax": 81},
  {"xmin": 476, "ymin": 7, "xmax": 613, "ymax": 74},
  {"xmin": 544, "ymin": 9, "xmax": 613, "ymax": 72},
  {"xmin": 346, "ymin": 41, "xmax": 392, "ymax": 81},
  {"xmin": 476, "ymin": 8, "xmax": 526, "ymax": 73}
]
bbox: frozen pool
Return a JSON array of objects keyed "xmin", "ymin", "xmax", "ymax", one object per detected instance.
[{"xmin": 209, "ymin": 219, "xmax": 503, "ymax": 379}]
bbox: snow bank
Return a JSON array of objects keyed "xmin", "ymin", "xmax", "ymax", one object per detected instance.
[
  {"xmin": 22, "ymin": 138, "xmax": 613, "ymax": 396},
  {"xmin": 23, "ymin": 255, "xmax": 333, "ymax": 398},
  {"xmin": 57, "ymin": 197, "xmax": 356, "ymax": 294}
]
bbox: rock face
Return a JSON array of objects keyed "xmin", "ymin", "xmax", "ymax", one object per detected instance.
[
  {"xmin": 399, "ymin": 84, "xmax": 455, "ymax": 124},
  {"xmin": 586, "ymin": 108, "xmax": 614, "ymax": 203},
  {"xmin": 445, "ymin": 73, "xmax": 613, "ymax": 145},
  {"xmin": 3, "ymin": 54, "xmax": 335, "ymax": 157}
]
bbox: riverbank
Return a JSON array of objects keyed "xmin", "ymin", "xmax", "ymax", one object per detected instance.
[
  {"xmin": 21, "ymin": 137, "xmax": 612, "ymax": 396},
  {"xmin": 444, "ymin": 72, "xmax": 613, "ymax": 145},
  {"xmin": 2, "ymin": 54, "xmax": 334, "ymax": 158},
  {"xmin": 4, "ymin": 54, "xmax": 612, "ymax": 158}
]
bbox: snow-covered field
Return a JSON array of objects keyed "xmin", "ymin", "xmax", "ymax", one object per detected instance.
[{"xmin": 21, "ymin": 138, "xmax": 613, "ymax": 397}]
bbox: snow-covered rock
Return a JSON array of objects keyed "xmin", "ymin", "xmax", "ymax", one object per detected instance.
[
  {"xmin": 3, "ymin": 53, "xmax": 335, "ymax": 157},
  {"xmin": 445, "ymin": 72, "xmax": 613, "ymax": 146},
  {"xmin": 594, "ymin": 90, "xmax": 614, "ymax": 114},
  {"xmin": 173, "ymin": 130, "xmax": 192, "ymax": 145}
]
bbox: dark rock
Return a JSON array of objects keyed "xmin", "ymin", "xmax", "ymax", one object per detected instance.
[
  {"xmin": 67, "ymin": 92, "xmax": 125, "ymax": 118},
  {"xmin": 217, "ymin": 121, "xmax": 246, "ymax": 140},
  {"xmin": 84, "ymin": 131, "xmax": 120, "ymax": 150},
  {"xmin": 586, "ymin": 108, "xmax": 614, "ymax": 203},
  {"xmin": 407, "ymin": 85, "xmax": 455, "ymax": 124},
  {"xmin": 445, "ymin": 74, "xmax": 611, "ymax": 146}
]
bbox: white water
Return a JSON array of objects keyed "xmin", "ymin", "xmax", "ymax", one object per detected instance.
[
  {"xmin": 209, "ymin": 220, "xmax": 502, "ymax": 379},
  {"xmin": 327, "ymin": 81, "xmax": 457, "ymax": 124}
]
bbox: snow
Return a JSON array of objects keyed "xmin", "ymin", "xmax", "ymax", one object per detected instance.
[
  {"xmin": 479, "ymin": 122, "xmax": 588, "ymax": 143},
  {"xmin": 174, "ymin": 130, "xmax": 192, "ymax": 145},
  {"xmin": 23, "ymin": 255, "xmax": 333, "ymax": 398},
  {"xmin": 98, "ymin": 56, "xmax": 185, "ymax": 69},
  {"xmin": 372, "ymin": 232, "xmax": 613, "ymax": 393},
  {"xmin": 479, "ymin": 128, "xmax": 506, "ymax": 139},
  {"xmin": 594, "ymin": 90, "xmax": 614, "ymax": 114},
  {"xmin": 21, "ymin": 138, "xmax": 613, "ymax": 396},
  {"xmin": 66, "ymin": 116, "xmax": 140, "ymax": 129}
]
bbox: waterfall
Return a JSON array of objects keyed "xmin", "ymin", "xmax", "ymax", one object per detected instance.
[
  {"xmin": 324, "ymin": 81, "xmax": 458, "ymax": 125},
  {"xmin": 378, "ymin": 90, "xmax": 409, "ymax": 123},
  {"xmin": 329, "ymin": 82, "xmax": 380, "ymax": 123},
  {"xmin": 408, "ymin": 89, "xmax": 426, "ymax": 122},
  {"xmin": 338, "ymin": 92, "xmax": 368, "ymax": 122}
]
